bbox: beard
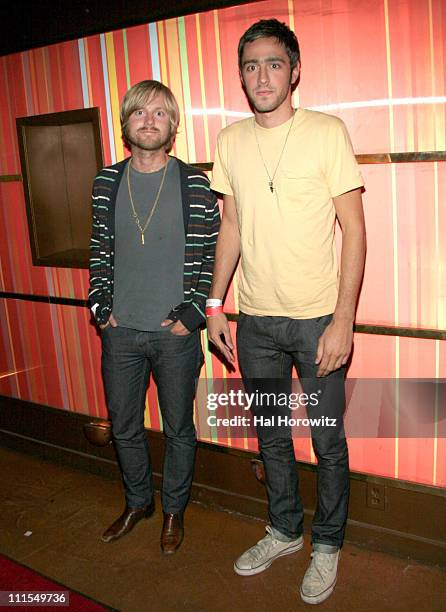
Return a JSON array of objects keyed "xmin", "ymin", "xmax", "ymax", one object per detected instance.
[
  {"xmin": 246, "ymin": 88, "xmax": 290, "ymax": 114},
  {"xmin": 243, "ymin": 74, "xmax": 294, "ymax": 115},
  {"xmin": 124, "ymin": 126, "xmax": 172, "ymax": 152}
]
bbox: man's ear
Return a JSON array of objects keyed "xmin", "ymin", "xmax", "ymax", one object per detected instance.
[
  {"xmin": 239, "ymin": 70, "xmax": 247, "ymax": 93},
  {"xmin": 291, "ymin": 62, "xmax": 301, "ymax": 87}
]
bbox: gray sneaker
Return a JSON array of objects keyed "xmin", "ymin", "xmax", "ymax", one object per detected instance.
[
  {"xmin": 234, "ymin": 526, "xmax": 303, "ymax": 576},
  {"xmin": 300, "ymin": 550, "xmax": 340, "ymax": 604}
]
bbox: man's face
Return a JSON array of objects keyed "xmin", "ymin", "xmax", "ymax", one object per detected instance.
[
  {"xmin": 240, "ymin": 37, "xmax": 299, "ymax": 114},
  {"xmin": 125, "ymin": 93, "xmax": 173, "ymax": 152}
]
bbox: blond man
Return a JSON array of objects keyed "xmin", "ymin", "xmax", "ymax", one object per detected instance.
[{"xmin": 89, "ymin": 80, "xmax": 220, "ymax": 552}]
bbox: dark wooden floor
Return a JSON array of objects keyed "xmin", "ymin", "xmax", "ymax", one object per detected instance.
[{"xmin": 1, "ymin": 446, "xmax": 445, "ymax": 611}]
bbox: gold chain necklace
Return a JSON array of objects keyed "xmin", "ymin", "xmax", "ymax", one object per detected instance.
[
  {"xmin": 253, "ymin": 110, "xmax": 296, "ymax": 193},
  {"xmin": 126, "ymin": 157, "xmax": 170, "ymax": 245}
]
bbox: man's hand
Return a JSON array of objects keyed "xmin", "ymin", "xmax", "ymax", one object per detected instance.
[
  {"xmin": 99, "ymin": 313, "xmax": 118, "ymax": 330},
  {"xmin": 207, "ymin": 313, "xmax": 235, "ymax": 363},
  {"xmin": 161, "ymin": 319, "xmax": 190, "ymax": 336},
  {"xmin": 315, "ymin": 318, "xmax": 353, "ymax": 377}
]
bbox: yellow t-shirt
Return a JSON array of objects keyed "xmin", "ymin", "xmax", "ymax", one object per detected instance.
[{"xmin": 210, "ymin": 108, "xmax": 364, "ymax": 318}]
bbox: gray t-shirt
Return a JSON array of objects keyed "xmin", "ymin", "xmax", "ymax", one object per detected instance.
[{"xmin": 112, "ymin": 158, "xmax": 185, "ymax": 331}]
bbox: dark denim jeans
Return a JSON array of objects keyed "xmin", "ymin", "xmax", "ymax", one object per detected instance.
[
  {"xmin": 101, "ymin": 326, "xmax": 203, "ymax": 513},
  {"xmin": 236, "ymin": 313, "xmax": 349, "ymax": 551}
]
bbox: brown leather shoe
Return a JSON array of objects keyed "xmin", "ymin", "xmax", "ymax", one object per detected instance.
[
  {"xmin": 101, "ymin": 501, "xmax": 155, "ymax": 543},
  {"xmin": 160, "ymin": 512, "xmax": 184, "ymax": 554}
]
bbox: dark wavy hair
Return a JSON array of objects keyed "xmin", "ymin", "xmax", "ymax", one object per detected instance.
[{"xmin": 238, "ymin": 19, "xmax": 300, "ymax": 71}]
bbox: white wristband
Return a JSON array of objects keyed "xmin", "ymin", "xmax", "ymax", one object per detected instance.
[{"xmin": 206, "ymin": 298, "xmax": 223, "ymax": 307}]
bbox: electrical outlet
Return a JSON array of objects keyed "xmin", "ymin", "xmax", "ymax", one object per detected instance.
[{"xmin": 366, "ymin": 482, "xmax": 386, "ymax": 510}]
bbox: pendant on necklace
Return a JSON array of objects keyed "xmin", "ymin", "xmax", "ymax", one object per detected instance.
[
  {"xmin": 141, "ymin": 234, "xmax": 145, "ymax": 245},
  {"xmin": 269, "ymin": 181, "xmax": 274, "ymax": 193}
]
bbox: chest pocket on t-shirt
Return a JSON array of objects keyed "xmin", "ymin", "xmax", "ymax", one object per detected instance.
[{"xmin": 279, "ymin": 163, "xmax": 329, "ymax": 211}]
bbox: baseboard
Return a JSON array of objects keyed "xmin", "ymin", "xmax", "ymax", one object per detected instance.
[{"xmin": 0, "ymin": 395, "xmax": 445, "ymax": 568}]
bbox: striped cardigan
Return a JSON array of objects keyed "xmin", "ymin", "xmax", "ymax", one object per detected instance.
[{"xmin": 88, "ymin": 156, "xmax": 220, "ymax": 331}]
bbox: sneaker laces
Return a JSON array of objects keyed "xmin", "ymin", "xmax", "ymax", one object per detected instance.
[
  {"xmin": 305, "ymin": 552, "xmax": 336, "ymax": 587},
  {"xmin": 246, "ymin": 525, "xmax": 277, "ymax": 562}
]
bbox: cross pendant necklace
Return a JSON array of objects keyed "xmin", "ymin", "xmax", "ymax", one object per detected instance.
[{"xmin": 253, "ymin": 110, "xmax": 296, "ymax": 195}]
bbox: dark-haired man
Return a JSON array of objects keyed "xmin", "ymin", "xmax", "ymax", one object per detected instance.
[
  {"xmin": 208, "ymin": 19, "xmax": 365, "ymax": 605},
  {"xmin": 89, "ymin": 80, "xmax": 219, "ymax": 553}
]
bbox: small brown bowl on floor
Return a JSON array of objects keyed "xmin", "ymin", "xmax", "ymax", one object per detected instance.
[
  {"xmin": 251, "ymin": 458, "xmax": 266, "ymax": 485},
  {"xmin": 83, "ymin": 420, "xmax": 112, "ymax": 446}
]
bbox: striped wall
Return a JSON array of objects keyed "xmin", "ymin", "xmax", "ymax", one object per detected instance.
[{"xmin": 0, "ymin": 0, "xmax": 445, "ymax": 487}]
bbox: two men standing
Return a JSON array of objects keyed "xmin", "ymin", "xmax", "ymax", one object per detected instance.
[{"xmin": 89, "ymin": 16, "xmax": 365, "ymax": 607}]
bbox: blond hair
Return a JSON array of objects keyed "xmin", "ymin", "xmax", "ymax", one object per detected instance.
[{"xmin": 120, "ymin": 80, "xmax": 180, "ymax": 150}]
